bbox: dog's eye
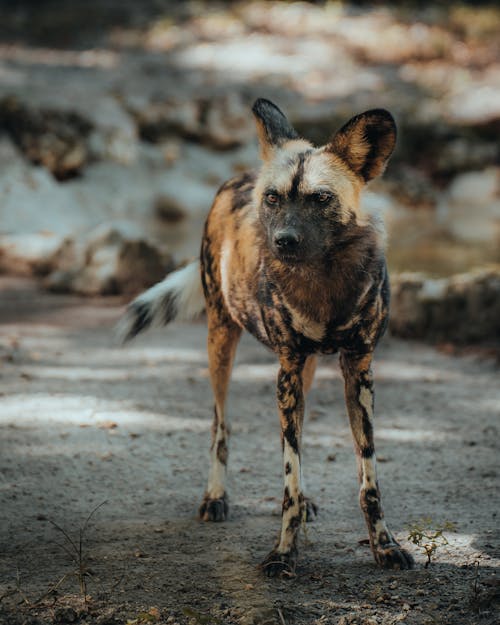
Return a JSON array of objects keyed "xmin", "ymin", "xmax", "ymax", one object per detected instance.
[
  {"xmin": 265, "ymin": 192, "xmax": 279, "ymax": 206},
  {"xmin": 316, "ymin": 192, "xmax": 331, "ymax": 204}
]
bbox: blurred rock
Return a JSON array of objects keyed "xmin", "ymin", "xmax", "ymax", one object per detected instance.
[
  {"xmin": 131, "ymin": 97, "xmax": 200, "ymax": 144},
  {"xmin": 383, "ymin": 165, "xmax": 438, "ymax": 209},
  {"xmin": 0, "ymin": 151, "xmax": 152, "ymax": 238},
  {"xmin": 0, "ymin": 135, "xmax": 101, "ymax": 236},
  {"xmin": 88, "ymin": 128, "xmax": 136, "ymax": 165},
  {"xmin": 447, "ymin": 76, "xmax": 500, "ymax": 126},
  {"xmin": 161, "ymin": 139, "xmax": 182, "ymax": 166},
  {"xmin": 390, "ymin": 267, "xmax": 500, "ymax": 343},
  {"xmin": 435, "ymin": 139, "xmax": 498, "ymax": 176},
  {"xmin": 0, "ymin": 232, "xmax": 74, "ymax": 276},
  {"xmin": 46, "ymin": 224, "xmax": 174, "ymax": 296},
  {"xmin": 85, "ymin": 95, "xmax": 138, "ymax": 165},
  {"xmin": 154, "ymin": 195, "xmax": 187, "ymax": 224},
  {"xmin": 201, "ymin": 93, "xmax": 254, "ymax": 149},
  {"xmin": 0, "ymin": 1, "xmax": 499, "ymax": 308},
  {"xmin": 0, "ymin": 132, "xmax": 227, "ymax": 268},
  {"xmin": 129, "ymin": 94, "xmax": 253, "ymax": 149},
  {"xmin": 437, "ymin": 168, "xmax": 500, "ymax": 243},
  {"xmin": 0, "ymin": 96, "xmax": 92, "ymax": 179}
]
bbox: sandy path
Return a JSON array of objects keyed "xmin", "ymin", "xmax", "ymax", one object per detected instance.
[{"xmin": 0, "ymin": 278, "xmax": 498, "ymax": 625}]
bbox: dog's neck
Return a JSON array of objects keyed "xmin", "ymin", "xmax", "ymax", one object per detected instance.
[{"xmin": 264, "ymin": 234, "xmax": 383, "ymax": 326}]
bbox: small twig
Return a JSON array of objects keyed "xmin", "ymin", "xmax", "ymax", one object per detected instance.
[
  {"xmin": 49, "ymin": 520, "xmax": 79, "ymax": 557},
  {"xmin": 30, "ymin": 573, "xmax": 71, "ymax": 607},
  {"xmin": 78, "ymin": 500, "xmax": 107, "ymax": 603},
  {"xmin": 471, "ymin": 560, "xmax": 481, "ymax": 608},
  {"xmin": 81, "ymin": 500, "xmax": 108, "ymax": 536},
  {"xmin": 277, "ymin": 607, "xmax": 287, "ymax": 625}
]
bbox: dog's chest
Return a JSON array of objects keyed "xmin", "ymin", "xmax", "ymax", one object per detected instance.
[
  {"xmin": 255, "ymin": 277, "xmax": 360, "ymax": 354},
  {"xmin": 219, "ymin": 242, "xmax": 387, "ymax": 355},
  {"xmin": 220, "ymin": 253, "xmax": 307, "ymax": 350},
  {"xmin": 221, "ymin": 269, "xmax": 363, "ymax": 356}
]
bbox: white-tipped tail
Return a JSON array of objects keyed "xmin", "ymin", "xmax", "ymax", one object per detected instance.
[{"xmin": 116, "ymin": 260, "xmax": 205, "ymax": 342}]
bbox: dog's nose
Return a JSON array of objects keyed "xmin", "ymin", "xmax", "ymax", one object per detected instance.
[{"xmin": 274, "ymin": 230, "xmax": 300, "ymax": 250}]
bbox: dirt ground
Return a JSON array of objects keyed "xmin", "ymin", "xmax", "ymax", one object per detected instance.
[{"xmin": 0, "ymin": 277, "xmax": 498, "ymax": 625}]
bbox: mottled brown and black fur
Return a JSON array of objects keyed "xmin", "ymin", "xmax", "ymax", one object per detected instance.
[
  {"xmin": 121, "ymin": 98, "xmax": 414, "ymax": 577},
  {"xmin": 198, "ymin": 99, "xmax": 413, "ymax": 576}
]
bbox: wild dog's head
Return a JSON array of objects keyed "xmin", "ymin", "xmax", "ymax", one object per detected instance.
[{"xmin": 252, "ymin": 98, "xmax": 396, "ymax": 265}]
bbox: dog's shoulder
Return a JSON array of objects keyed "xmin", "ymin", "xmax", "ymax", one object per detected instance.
[{"xmin": 216, "ymin": 171, "xmax": 257, "ymax": 213}]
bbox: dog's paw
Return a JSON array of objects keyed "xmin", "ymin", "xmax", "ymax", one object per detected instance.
[
  {"xmin": 304, "ymin": 497, "xmax": 318, "ymax": 522},
  {"xmin": 260, "ymin": 548, "xmax": 297, "ymax": 578},
  {"xmin": 199, "ymin": 493, "xmax": 228, "ymax": 522},
  {"xmin": 375, "ymin": 542, "xmax": 414, "ymax": 570}
]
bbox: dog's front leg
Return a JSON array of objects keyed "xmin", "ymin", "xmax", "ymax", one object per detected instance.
[
  {"xmin": 261, "ymin": 354, "xmax": 306, "ymax": 578},
  {"xmin": 340, "ymin": 350, "xmax": 414, "ymax": 570}
]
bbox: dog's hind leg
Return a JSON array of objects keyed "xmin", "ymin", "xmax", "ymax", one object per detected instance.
[
  {"xmin": 199, "ymin": 308, "xmax": 241, "ymax": 522},
  {"xmin": 340, "ymin": 350, "xmax": 414, "ymax": 570},
  {"xmin": 261, "ymin": 354, "xmax": 307, "ymax": 577},
  {"xmin": 302, "ymin": 354, "xmax": 317, "ymax": 395},
  {"xmin": 302, "ymin": 355, "xmax": 318, "ymax": 521}
]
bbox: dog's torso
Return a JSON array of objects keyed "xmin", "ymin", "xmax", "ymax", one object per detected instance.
[{"xmin": 201, "ymin": 171, "xmax": 390, "ymax": 358}]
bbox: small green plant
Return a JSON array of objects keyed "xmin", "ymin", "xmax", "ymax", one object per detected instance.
[
  {"xmin": 1, "ymin": 502, "xmax": 107, "ymax": 609},
  {"xmin": 407, "ymin": 517, "xmax": 456, "ymax": 568},
  {"xmin": 49, "ymin": 500, "xmax": 107, "ymax": 601}
]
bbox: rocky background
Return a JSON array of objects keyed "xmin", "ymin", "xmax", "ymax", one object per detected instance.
[{"xmin": 0, "ymin": 0, "xmax": 499, "ymax": 345}]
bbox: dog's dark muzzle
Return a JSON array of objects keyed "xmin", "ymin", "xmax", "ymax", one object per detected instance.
[{"xmin": 272, "ymin": 228, "xmax": 303, "ymax": 262}]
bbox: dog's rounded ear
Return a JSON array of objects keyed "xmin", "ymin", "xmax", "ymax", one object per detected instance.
[
  {"xmin": 252, "ymin": 98, "xmax": 299, "ymax": 161},
  {"xmin": 326, "ymin": 109, "xmax": 396, "ymax": 182}
]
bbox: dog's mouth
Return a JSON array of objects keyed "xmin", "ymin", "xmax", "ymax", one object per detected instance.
[{"xmin": 272, "ymin": 247, "xmax": 303, "ymax": 264}]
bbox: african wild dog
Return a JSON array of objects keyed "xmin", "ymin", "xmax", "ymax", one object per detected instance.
[{"xmin": 119, "ymin": 98, "xmax": 414, "ymax": 576}]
